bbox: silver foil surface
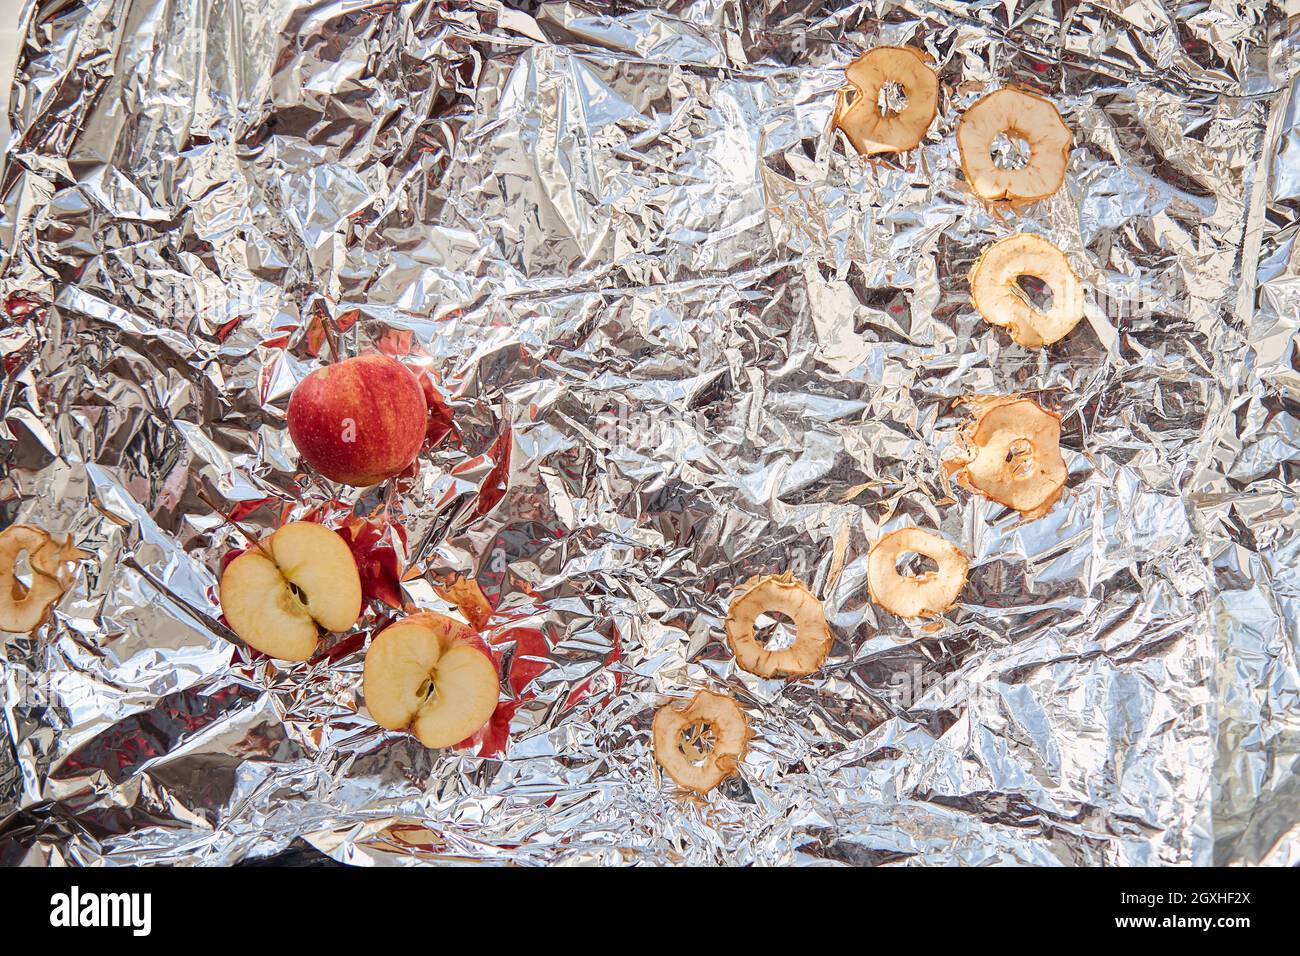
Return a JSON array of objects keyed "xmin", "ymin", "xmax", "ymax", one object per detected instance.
[{"xmin": 0, "ymin": 0, "xmax": 1297, "ymax": 866}]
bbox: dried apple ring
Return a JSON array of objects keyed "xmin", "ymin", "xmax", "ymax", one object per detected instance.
[
  {"xmin": 957, "ymin": 88, "xmax": 1071, "ymax": 203},
  {"xmin": 868, "ymin": 528, "xmax": 968, "ymax": 618},
  {"xmin": 834, "ymin": 46, "xmax": 939, "ymax": 156},
  {"xmin": 969, "ymin": 233, "xmax": 1084, "ymax": 347},
  {"xmin": 952, "ymin": 398, "xmax": 1067, "ymax": 517},
  {"xmin": 725, "ymin": 572, "xmax": 832, "ymax": 678},
  {"xmin": 652, "ymin": 690, "xmax": 750, "ymax": 793},
  {"xmin": 0, "ymin": 524, "xmax": 86, "ymax": 633}
]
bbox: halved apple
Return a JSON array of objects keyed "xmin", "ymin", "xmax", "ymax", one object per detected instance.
[
  {"xmin": 219, "ymin": 521, "xmax": 362, "ymax": 660},
  {"xmin": 363, "ymin": 611, "xmax": 500, "ymax": 748}
]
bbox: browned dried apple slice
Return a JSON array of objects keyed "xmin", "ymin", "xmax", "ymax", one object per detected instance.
[
  {"xmin": 652, "ymin": 690, "xmax": 750, "ymax": 793},
  {"xmin": 724, "ymin": 572, "xmax": 832, "ymax": 678},
  {"xmin": 970, "ymin": 233, "xmax": 1085, "ymax": 347},
  {"xmin": 0, "ymin": 524, "xmax": 86, "ymax": 633},
  {"xmin": 957, "ymin": 88, "xmax": 1071, "ymax": 203},
  {"xmin": 950, "ymin": 397, "xmax": 1067, "ymax": 517},
  {"xmin": 868, "ymin": 528, "xmax": 968, "ymax": 619},
  {"xmin": 834, "ymin": 46, "xmax": 939, "ymax": 156}
]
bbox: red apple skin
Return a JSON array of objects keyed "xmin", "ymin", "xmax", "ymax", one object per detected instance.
[{"xmin": 287, "ymin": 354, "xmax": 427, "ymax": 486}]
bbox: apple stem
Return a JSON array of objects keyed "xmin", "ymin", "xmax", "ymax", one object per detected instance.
[
  {"xmin": 323, "ymin": 313, "xmax": 341, "ymax": 362},
  {"xmin": 197, "ymin": 488, "xmax": 274, "ymax": 560}
]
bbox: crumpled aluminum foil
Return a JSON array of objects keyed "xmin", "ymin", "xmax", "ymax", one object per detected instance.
[{"xmin": 0, "ymin": 0, "xmax": 1296, "ymax": 866}]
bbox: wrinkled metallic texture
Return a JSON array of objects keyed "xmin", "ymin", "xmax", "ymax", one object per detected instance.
[{"xmin": 0, "ymin": 0, "xmax": 1296, "ymax": 866}]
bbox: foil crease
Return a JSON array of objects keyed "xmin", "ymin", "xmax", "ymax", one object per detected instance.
[{"xmin": 0, "ymin": 0, "xmax": 1296, "ymax": 866}]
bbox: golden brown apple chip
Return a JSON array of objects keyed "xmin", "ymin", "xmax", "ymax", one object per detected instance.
[
  {"xmin": 970, "ymin": 233, "xmax": 1085, "ymax": 347},
  {"xmin": 652, "ymin": 690, "xmax": 750, "ymax": 794},
  {"xmin": 834, "ymin": 46, "xmax": 939, "ymax": 156},
  {"xmin": 868, "ymin": 528, "xmax": 968, "ymax": 619},
  {"xmin": 725, "ymin": 572, "xmax": 833, "ymax": 678},
  {"xmin": 957, "ymin": 88, "xmax": 1071, "ymax": 203}
]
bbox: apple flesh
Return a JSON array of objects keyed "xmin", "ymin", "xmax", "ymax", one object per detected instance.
[
  {"xmin": 287, "ymin": 354, "xmax": 428, "ymax": 487},
  {"xmin": 364, "ymin": 612, "xmax": 500, "ymax": 748},
  {"xmin": 219, "ymin": 521, "xmax": 362, "ymax": 660}
]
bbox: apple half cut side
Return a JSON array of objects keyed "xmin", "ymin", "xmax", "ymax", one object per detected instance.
[
  {"xmin": 363, "ymin": 611, "xmax": 500, "ymax": 748},
  {"xmin": 219, "ymin": 520, "xmax": 363, "ymax": 661}
]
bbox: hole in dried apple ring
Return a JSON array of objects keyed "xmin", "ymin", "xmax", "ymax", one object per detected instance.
[
  {"xmin": 1005, "ymin": 437, "xmax": 1036, "ymax": 478},
  {"xmin": 877, "ymin": 79, "xmax": 908, "ymax": 117},
  {"xmin": 1014, "ymin": 273, "xmax": 1054, "ymax": 312},
  {"xmin": 9, "ymin": 549, "xmax": 32, "ymax": 600},
  {"xmin": 678, "ymin": 722, "xmax": 717, "ymax": 764},
  {"xmin": 753, "ymin": 608, "xmax": 798, "ymax": 650},
  {"xmin": 895, "ymin": 551, "xmax": 939, "ymax": 577},
  {"xmin": 990, "ymin": 131, "xmax": 1031, "ymax": 170}
]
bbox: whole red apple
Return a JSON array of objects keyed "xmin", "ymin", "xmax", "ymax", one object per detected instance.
[{"xmin": 287, "ymin": 354, "xmax": 427, "ymax": 486}]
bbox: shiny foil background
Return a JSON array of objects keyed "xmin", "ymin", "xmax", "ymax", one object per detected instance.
[{"xmin": 0, "ymin": 0, "xmax": 1297, "ymax": 866}]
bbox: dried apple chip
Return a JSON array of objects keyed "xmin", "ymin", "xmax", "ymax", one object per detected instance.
[
  {"xmin": 652, "ymin": 690, "xmax": 750, "ymax": 794},
  {"xmin": 724, "ymin": 572, "xmax": 833, "ymax": 679},
  {"xmin": 0, "ymin": 524, "xmax": 86, "ymax": 633},
  {"xmin": 950, "ymin": 398, "xmax": 1067, "ymax": 518},
  {"xmin": 834, "ymin": 46, "xmax": 939, "ymax": 156},
  {"xmin": 970, "ymin": 233, "xmax": 1084, "ymax": 347},
  {"xmin": 868, "ymin": 528, "xmax": 968, "ymax": 619},
  {"xmin": 957, "ymin": 88, "xmax": 1071, "ymax": 203}
]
